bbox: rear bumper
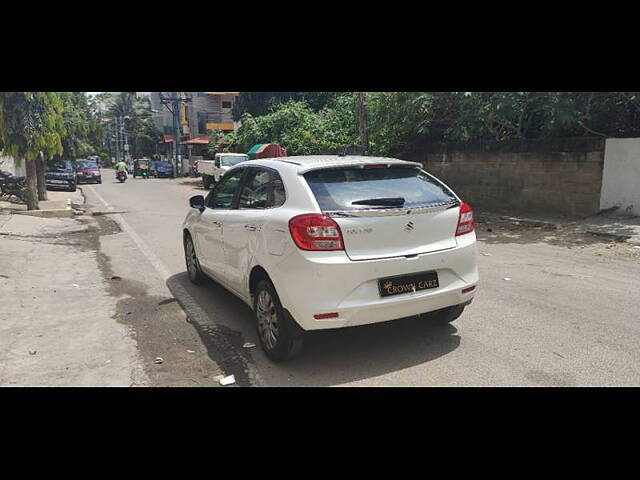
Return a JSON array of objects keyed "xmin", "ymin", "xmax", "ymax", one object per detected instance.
[
  {"xmin": 270, "ymin": 233, "xmax": 478, "ymax": 330},
  {"xmin": 76, "ymin": 176, "xmax": 101, "ymax": 184},
  {"xmin": 46, "ymin": 180, "xmax": 75, "ymax": 190}
]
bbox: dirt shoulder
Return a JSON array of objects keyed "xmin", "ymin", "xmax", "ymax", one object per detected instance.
[{"xmin": 475, "ymin": 211, "xmax": 640, "ymax": 262}]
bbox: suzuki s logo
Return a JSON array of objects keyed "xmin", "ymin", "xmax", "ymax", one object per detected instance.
[{"xmin": 404, "ymin": 221, "xmax": 415, "ymax": 232}]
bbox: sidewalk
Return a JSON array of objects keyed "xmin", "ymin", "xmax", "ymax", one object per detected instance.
[
  {"xmin": 0, "ymin": 189, "xmax": 84, "ymax": 217},
  {"xmin": 0, "ymin": 204, "xmax": 148, "ymax": 386}
]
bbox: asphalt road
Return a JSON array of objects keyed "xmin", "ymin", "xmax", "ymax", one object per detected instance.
[{"xmin": 83, "ymin": 170, "xmax": 640, "ymax": 386}]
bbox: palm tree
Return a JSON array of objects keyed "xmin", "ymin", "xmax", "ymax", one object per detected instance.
[{"xmin": 104, "ymin": 93, "xmax": 154, "ymax": 159}]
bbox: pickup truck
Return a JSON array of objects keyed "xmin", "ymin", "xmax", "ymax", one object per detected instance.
[{"xmin": 197, "ymin": 153, "xmax": 249, "ymax": 189}]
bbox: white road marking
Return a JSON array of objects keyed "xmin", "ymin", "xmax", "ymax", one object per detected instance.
[{"xmin": 87, "ymin": 185, "xmax": 171, "ymax": 280}]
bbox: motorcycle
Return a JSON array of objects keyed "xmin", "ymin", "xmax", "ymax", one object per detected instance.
[
  {"xmin": 0, "ymin": 170, "xmax": 27, "ymax": 202},
  {"xmin": 116, "ymin": 171, "xmax": 127, "ymax": 183}
]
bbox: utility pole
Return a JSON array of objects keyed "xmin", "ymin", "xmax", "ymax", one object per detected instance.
[
  {"xmin": 357, "ymin": 92, "xmax": 369, "ymax": 156},
  {"xmin": 114, "ymin": 116, "xmax": 121, "ymax": 164},
  {"xmin": 172, "ymin": 92, "xmax": 180, "ymax": 175},
  {"xmin": 159, "ymin": 92, "xmax": 192, "ymax": 177}
]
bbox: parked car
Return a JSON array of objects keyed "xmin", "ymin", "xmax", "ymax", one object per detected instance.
[
  {"xmin": 46, "ymin": 159, "xmax": 77, "ymax": 192},
  {"xmin": 75, "ymin": 160, "xmax": 102, "ymax": 184},
  {"xmin": 197, "ymin": 153, "xmax": 249, "ymax": 189},
  {"xmin": 182, "ymin": 155, "xmax": 478, "ymax": 361},
  {"xmin": 153, "ymin": 161, "xmax": 174, "ymax": 178}
]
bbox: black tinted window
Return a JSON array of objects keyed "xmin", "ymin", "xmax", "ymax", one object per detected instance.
[
  {"xmin": 208, "ymin": 169, "xmax": 244, "ymax": 209},
  {"xmin": 47, "ymin": 160, "xmax": 74, "ymax": 172},
  {"xmin": 304, "ymin": 166, "xmax": 456, "ymax": 212},
  {"xmin": 238, "ymin": 168, "xmax": 286, "ymax": 209},
  {"xmin": 77, "ymin": 161, "xmax": 98, "ymax": 169}
]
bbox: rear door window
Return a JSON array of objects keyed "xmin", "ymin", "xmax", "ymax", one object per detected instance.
[
  {"xmin": 238, "ymin": 167, "xmax": 286, "ymax": 209},
  {"xmin": 304, "ymin": 166, "xmax": 457, "ymax": 212}
]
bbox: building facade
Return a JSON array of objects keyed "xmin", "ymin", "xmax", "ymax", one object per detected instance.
[{"xmin": 149, "ymin": 92, "xmax": 239, "ymax": 166}]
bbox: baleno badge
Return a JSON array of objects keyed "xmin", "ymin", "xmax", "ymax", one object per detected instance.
[{"xmin": 405, "ymin": 221, "xmax": 415, "ymax": 232}]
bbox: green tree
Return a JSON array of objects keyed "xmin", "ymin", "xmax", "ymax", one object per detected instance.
[
  {"xmin": 232, "ymin": 92, "xmax": 337, "ymax": 121},
  {"xmin": 58, "ymin": 92, "xmax": 95, "ymax": 159},
  {"xmin": 0, "ymin": 92, "xmax": 66, "ymax": 209},
  {"xmin": 226, "ymin": 98, "xmax": 359, "ymax": 156},
  {"xmin": 104, "ymin": 92, "xmax": 158, "ymax": 158}
]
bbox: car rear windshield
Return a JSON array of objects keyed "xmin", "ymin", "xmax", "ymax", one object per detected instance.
[
  {"xmin": 304, "ymin": 166, "xmax": 458, "ymax": 212},
  {"xmin": 77, "ymin": 161, "xmax": 98, "ymax": 170},
  {"xmin": 219, "ymin": 155, "xmax": 248, "ymax": 166},
  {"xmin": 47, "ymin": 160, "xmax": 75, "ymax": 172}
]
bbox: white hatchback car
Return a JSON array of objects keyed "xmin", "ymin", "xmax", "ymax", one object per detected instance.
[{"xmin": 182, "ymin": 155, "xmax": 478, "ymax": 361}]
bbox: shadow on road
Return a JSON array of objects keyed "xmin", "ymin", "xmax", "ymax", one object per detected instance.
[
  {"xmin": 178, "ymin": 179, "xmax": 209, "ymax": 192},
  {"xmin": 167, "ymin": 270, "xmax": 461, "ymax": 386}
]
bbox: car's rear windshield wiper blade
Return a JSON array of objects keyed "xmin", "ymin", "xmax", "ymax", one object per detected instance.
[{"xmin": 351, "ymin": 197, "xmax": 405, "ymax": 207}]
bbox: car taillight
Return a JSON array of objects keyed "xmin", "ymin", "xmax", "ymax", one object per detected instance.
[
  {"xmin": 289, "ymin": 214, "xmax": 344, "ymax": 251},
  {"xmin": 456, "ymin": 202, "xmax": 474, "ymax": 236}
]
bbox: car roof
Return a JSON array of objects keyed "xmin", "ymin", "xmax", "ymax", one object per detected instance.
[{"xmin": 242, "ymin": 155, "xmax": 422, "ymax": 173}]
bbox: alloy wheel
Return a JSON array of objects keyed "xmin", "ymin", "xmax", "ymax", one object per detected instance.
[
  {"xmin": 257, "ymin": 290, "xmax": 279, "ymax": 350},
  {"xmin": 185, "ymin": 238, "xmax": 198, "ymax": 279}
]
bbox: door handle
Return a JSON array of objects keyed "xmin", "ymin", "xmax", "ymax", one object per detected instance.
[
  {"xmin": 211, "ymin": 220, "xmax": 222, "ymax": 227},
  {"xmin": 244, "ymin": 224, "xmax": 257, "ymax": 231}
]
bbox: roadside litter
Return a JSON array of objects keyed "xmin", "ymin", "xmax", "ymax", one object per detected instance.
[
  {"xmin": 219, "ymin": 374, "xmax": 236, "ymax": 386},
  {"xmin": 154, "ymin": 357, "xmax": 163, "ymax": 364},
  {"xmin": 503, "ymin": 277, "xmax": 512, "ymax": 281},
  {"xmin": 243, "ymin": 342, "xmax": 256, "ymax": 348},
  {"xmin": 481, "ymin": 253, "xmax": 491, "ymax": 256},
  {"xmin": 72, "ymin": 284, "xmax": 79, "ymax": 288},
  {"xmin": 29, "ymin": 350, "xmax": 37, "ymax": 355},
  {"xmin": 110, "ymin": 276, "xmax": 122, "ymax": 280},
  {"xmin": 187, "ymin": 350, "xmax": 195, "ymax": 353}
]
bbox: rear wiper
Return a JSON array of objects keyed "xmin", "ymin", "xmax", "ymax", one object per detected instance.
[
  {"xmin": 329, "ymin": 211, "xmax": 358, "ymax": 217},
  {"xmin": 351, "ymin": 197, "xmax": 405, "ymax": 207}
]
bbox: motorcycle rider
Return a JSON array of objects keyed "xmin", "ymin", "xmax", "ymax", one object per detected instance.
[{"xmin": 114, "ymin": 160, "xmax": 128, "ymax": 179}]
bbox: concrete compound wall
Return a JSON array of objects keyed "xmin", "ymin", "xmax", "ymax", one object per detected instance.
[
  {"xmin": 600, "ymin": 138, "xmax": 640, "ymax": 216},
  {"xmin": 403, "ymin": 137, "xmax": 606, "ymax": 217},
  {"xmin": 0, "ymin": 155, "xmax": 26, "ymax": 177}
]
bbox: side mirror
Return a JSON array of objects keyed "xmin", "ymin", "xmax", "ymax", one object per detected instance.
[{"xmin": 189, "ymin": 195, "xmax": 205, "ymax": 211}]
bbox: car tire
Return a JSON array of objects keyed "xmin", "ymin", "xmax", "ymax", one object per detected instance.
[
  {"xmin": 425, "ymin": 304, "xmax": 466, "ymax": 324},
  {"xmin": 69, "ymin": 184, "xmax": 76, "ymax": 192},
  {"xmin": 254, "ymin": 279, "xmax": 305, "ymax": 362},
  {"xmin": 202, "ymin": 175, "xmax": 212, "ymax": 189},
  {"xmin": 184, "ymin": 233, "xmax": 206, "ymax": 285}
]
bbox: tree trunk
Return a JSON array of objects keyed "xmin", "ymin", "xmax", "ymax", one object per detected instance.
[
  {"xmin": 36, "ymin": 156, "xmax": 48, "ymax": 201},
  {"xmin": 25, "ymin": 159, "xmax": 39, "ymax": 210},
  {"xmin": 357, "ymin": 92, "xmax": 369, "ymax": 156}
]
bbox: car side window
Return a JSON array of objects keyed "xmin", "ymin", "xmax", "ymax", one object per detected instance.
[
  {"xmin": 272, "ymin": 173, "xmax": 285, "ymax": 208},
  {"xmin": 207, "ymin": 169, "xmax": 244, "ymax": 209},
  {"xmin": 238, "ymin": 168, "xmax": 286, "ymax": 209},
  {"xmin": 239, "ymin": 168, "xmax": 271, "ymax": 209}
]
